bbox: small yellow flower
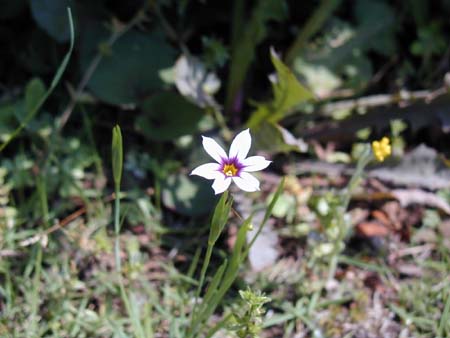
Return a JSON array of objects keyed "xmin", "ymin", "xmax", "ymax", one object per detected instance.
[{"xmin": 372, "ymin": 137, "xmax": 391, "ymax": 162}]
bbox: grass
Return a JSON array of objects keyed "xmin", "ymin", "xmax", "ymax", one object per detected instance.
[{"xmin": 1, "ymin": 160, "xmax": 450, "ymax": 337}]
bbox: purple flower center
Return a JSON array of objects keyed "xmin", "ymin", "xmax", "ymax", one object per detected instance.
[{"xmin": 219, "ymin": 158, "xmax": 243, "ymax": 177}]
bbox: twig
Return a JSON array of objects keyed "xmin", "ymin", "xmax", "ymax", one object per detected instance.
[
  {"xmin": 18, "ymin": 194, "xmax": 115, "ymax": 247},
  {"xmin": 0, "ymin": 249, "xmax": 21, "ymax": 257},
  {"xmin": 319, "ymin": 85, "xmax": 448, "ymax": 116},
  {"xmin": 389, "ymin": 244, "xmax": 435, "ymax": 261}
]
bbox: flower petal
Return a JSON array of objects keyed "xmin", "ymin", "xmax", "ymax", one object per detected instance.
[
  {"xmin": 212, "ymin": 176, "xmax": 232, "ymax": 194},
  {"xmin": 190, "ymin": 163, "xmax": 221, "ymax": 180},
  {"xmin": 202, "ymin": 136, "xmax": 227, "ymax": 163},
  {"xmin": 232, "ymin": 172, "xmax": 260, "ymax": 192},
  {"xmin": 228, "ymin": 129, "xmax": 251, "ymax": 161},
  {"xmin": 242, "ymin": 156, "xmax": 271, "ymax": 172}
]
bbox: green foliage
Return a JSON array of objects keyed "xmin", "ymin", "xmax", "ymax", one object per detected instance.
[
  {"xmin": 162, "ymin": 174, "xmax": 218, "ymax": 216},
  {"xmin": 202, "ymin": 36, "xmax": 229, "ymax": 68},
  {"xmin": 0, "ymin": 7, "xmax": 74, "ymax": 152},
  {"xmin": 0, "ymin": 104, "xmax": 18, "ymax": 142},
  {"xmin": 411, "ymin": 23, "xmax": 446, "ymax": 58},
  {"xmin": 248, "ymin": 51, "xmax": 313, "ymax": 153},
  {"xmin": 209, "ymin": 191, "xmax": 232, "ymax": 245},
  {"xmin": 225, "ymin": 0, "xmax": 287, "ymax": 111},
  {"xmin": 24, "ymin": 78, "xmax": 46, "ymax": 118},
  {"xmin": 295, "ymin": 0, "xmax": 396, "ymax": 95},
  {"xmin": 79, "ymin": 23, "xmax": 176, "ymax": 105},
  {"xmin": 227, "ymin": 288, "xmax": 271, "ymax": 338},
  {"xmin": 354, "ymin": 0, "xmax": 396, "ymax": 55},
  {"xmin": 135, "ymin": 92, "xmax": 205, "ymax": 141},
  {"xmin": 248, "ymin": 49, "xmax": 314, "ymax": 128},
  {"xmin": 30, "ymin": 0, "xmax": 74, "ymax": 42},
  {"xmin": 188, "ymin": 217, "xmax": 253, "ymax": 337}
]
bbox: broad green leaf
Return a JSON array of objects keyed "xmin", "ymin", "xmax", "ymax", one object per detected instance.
[
  {"xmin": 25, "ymin": 78, "xmax": 46, "ymax": 115},
  {"xmin": 253, "ymin": 121, "xmax": 308, "ymax": 154},
  {"xmin": 135, "ymin": 92, "xmax": 204, "ymax": 141},
  {"xmin": 0, "ymin": 104, "xmax": 18, "ymax": 141},
  {"xmin": 292, "ymin": 1, "xmax": 395, "ymax": 94},
  {"xmin": 80, "ymin": 23, "xmax": 176, "ymax": 105},
  {"xmin": 247, "ymin": 50, "xmax": 313, "ymax": 128},
  {"xmin": 161, "ymin": 174, "xmax": 218, "ymax": 217},
  {"xmin": 270, "ymin": 49, "xmax": 314, "ymax": 120},
  {"xmin": 355, "ymin": 0, "xmax": 396, "ymax": 55},
  {"xmin": 294, "ymin": 59, "xmax": 342, "ymax": 98},
  {"xmin": 30, "ymin": 0, "xmax": 74, "ymax": 42}
]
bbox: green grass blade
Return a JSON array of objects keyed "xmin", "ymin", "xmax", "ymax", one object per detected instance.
[
  {"xmin": 190, "ymin": 218, "xmax": 252, "ymax": 337},
  {"xmin": 0, "ymin": 7, "xmax": 75, "ymax": 152},
  {"xmin": 438, "ymin": 286, "xmax": 450, "ymax": 337},
  {"xmin": 201, "ymin": 260, "xmax": 228, "ymax": 307}
]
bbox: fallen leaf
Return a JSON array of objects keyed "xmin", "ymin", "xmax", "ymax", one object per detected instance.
[
  {"xmin": 174, "ymin": 55, "xmax": 221, "ymax": 108},
  {"xmin": 357, "ymin": 221, "xmax": 390, "ymax": 237},
  {"xmin": 371, "ymin": 210, "xmax": 392, "ymax": 227},
  {"xmin": 370, "ymin": 144, "xmax": 450, "ymax": 190},
  {"xmin": 411, "ymin": 228, "xmax": 437, "ymax": 244},
  {"xmin": 381, "ymin": 201, "xmax": 403, "ymax": 230},
  {"xmin": 391, "ymin": 189, "xmax": 450, "ymax": 215},
  {"xmin": 349, "ymin": 208, "xmax": 370, "ymax": 226},
  {"xmin": 396, "ymin": 263, "xmax": 424, "ymax": 277}
]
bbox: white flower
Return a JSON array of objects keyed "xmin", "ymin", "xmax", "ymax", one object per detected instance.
[{"xmin": 191, "ymin": 129, "xmax": 271, "ymax": 194}]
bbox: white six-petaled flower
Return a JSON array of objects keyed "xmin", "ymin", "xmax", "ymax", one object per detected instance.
[{"xmin": 190, "ymin": 129, "xmax": 271, "ymax": 194}]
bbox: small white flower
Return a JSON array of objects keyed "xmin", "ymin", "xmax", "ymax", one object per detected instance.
[{"xmin": 191, "ymin": 129, "xmax": 271, "ymax": 194}]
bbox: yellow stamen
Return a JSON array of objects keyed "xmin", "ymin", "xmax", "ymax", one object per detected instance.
[
  {"xmin": 372, "ymin": 137, "xmax": 391, "ymax": 162},
  {"xmin": 223, "ymin": 164, "xmax": 238, "ymax": 177}
]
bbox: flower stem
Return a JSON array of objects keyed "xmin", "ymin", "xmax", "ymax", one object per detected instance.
[
  {"xmin": 114, "ymin": 186, "xmax": 146, "ymax": 338},
  {"xmin": 191, "ymin": 243, "xmax": 214, "ymax": 317},
  {"xmin": 114, "ymin": 187, "xmax": 121, "ymax": 273},
  {"xmin": 327, "ymin": 145, "xmax": 372, "ymax": 283}
]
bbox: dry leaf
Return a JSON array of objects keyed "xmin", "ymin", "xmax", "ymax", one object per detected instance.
[
  {"xmin": 391, "ymin": 189, "xmax": 450, "ymax": 215},
  {"xmin": 357, "ymin": 221, "xmax": 390, "ymax": 237}
]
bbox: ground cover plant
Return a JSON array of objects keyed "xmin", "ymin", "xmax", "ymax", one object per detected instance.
[{"xmin": 1, "ymin": 0, "xmax": 450, "ymax": 337}]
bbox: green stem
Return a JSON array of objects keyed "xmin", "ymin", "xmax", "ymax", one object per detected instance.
[
  {"xmin": 327, "ymin": 145, "xmax": 372, "ymax": 283},
  {"xmin": 154, "ymin": 179, "xmax": 161, "ymax": 213},
  {"xmin": 114, "ymin": 184, "xmax": 145, "ymax": 338},
  {"xmin": 189, "ymin": 243, "xmax": 214, "ymax": 331},
  {"xmin": 211, "ymin": 107, "xmax": 232, "ymax": 141},
  {"xmin": 29, "ymin": 245, "xmax": 42, "ymax": 336},
  {"xmin": 438, "ymin": 286, "xmax": 450, "ymax": 337},
  {"xmin": 114, "ymin": 184, "xmax": 122, "ymax": 273},
  {"xmin": 29, "ymin": 174, "xmax": 48, "ymax": 336}
]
